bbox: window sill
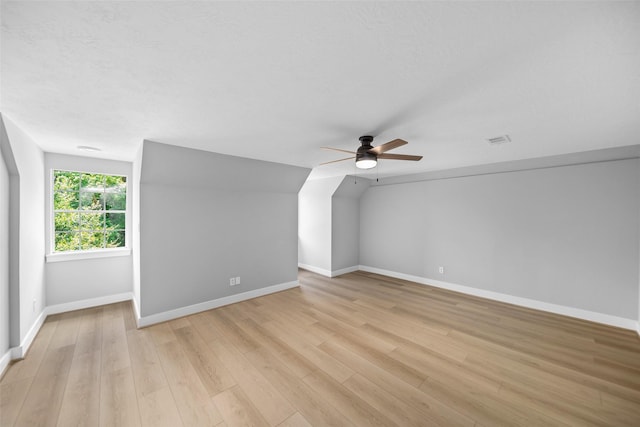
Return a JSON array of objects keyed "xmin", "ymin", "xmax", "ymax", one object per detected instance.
[{"xmin": 46, "ymin": 248, "xmax": 131, "ymax": 263}]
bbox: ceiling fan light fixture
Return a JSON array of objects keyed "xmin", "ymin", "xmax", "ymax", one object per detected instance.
[
  {"xmin": 355, "ymin": 149, "xmax": 377, "ymax": 169},
  {"xmin": 356, "ymin": 157, "xmax": 377, "ymax": 169}
]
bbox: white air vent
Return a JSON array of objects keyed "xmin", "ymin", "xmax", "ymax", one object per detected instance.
[
  {"xmin": 486, "ymin": 135, "xmax": 511, "ymax": 145},
  {"xmin": 77, "ymin": 145, "xmax": 101, "ymax": 152}
]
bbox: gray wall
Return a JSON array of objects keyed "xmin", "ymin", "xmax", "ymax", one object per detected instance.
[
  {"xmin": 360, "ymin": 159, "xmax": 640, "ymax": 320},
  {"xmin": 46, "ymin": 257, "xmax": 132, "ymax": 305},
  {"xmin": 132, "ymin": 145, "xmax": 143, "ymax": 312},
  {"xmin": 0, "ymin": 114, "xmax": 46, "ymax": 346},
  {"xmin": 332, "ymin": 177, "xmax": 370, "ymax": 271},
  {"xmin": 0, "ymin": 131, "xmax": 10, "ymax": 359},
  {"xmin": 139, "ymin": 141, "xmax": 309, "ymax": 317},
  {"xmin": 44, "ymin": 153, "xmax": 133, "ymax": 306}
]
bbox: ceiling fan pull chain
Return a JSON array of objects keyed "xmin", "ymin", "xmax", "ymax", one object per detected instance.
[{"xmin": 353, "ymin": 160, "xmax": 357, "ymax": 184}]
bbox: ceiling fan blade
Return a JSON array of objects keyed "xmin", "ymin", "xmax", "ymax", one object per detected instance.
[
  {"xmin": 321, "ymin": 146, "xmax": 356, "ymax": 155},
  {"xmin": 368, "ymin": 138, "xmax": 408, "ymax": 155},
  {"xmin": 377, "ymin": 153, "xmax": 423, "ymax": 161},
  {"xmin": 319, "ymin": 157, "xmax": 355, "ymax": 166}
]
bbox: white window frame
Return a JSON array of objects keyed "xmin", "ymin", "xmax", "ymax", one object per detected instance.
[{"xmin": 46, "ymin": 168, "xmax": 131, "ymax": 263}]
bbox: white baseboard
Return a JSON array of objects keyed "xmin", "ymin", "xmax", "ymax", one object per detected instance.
[
  {"xmin": 137, "ymin": 280, "xmax": 299, "ymax": 328},
  {"xmin": 46, "ymin": 292, "xmax": 133, "ymax": 316},
  {"xmin": 359, "ymin": 265, "xmax": 639, "ymax": 331},
  {"xmin": 9, "ymin": 308, "xmax": 48, "ymax": 360},
  {"xmin": 331, "ymin": 265, "xmax": 359, "ymax": 277},
  {"xmin": 298, "ymin": 263, "xmax": 331, "ymax": 277},
  {"xmin": 299, "ymin": 263, "xmax": 359, "ymax": 278},
  {"xmin": 0, "ymin": 349, "xmax": 11, "ymax": 379}
]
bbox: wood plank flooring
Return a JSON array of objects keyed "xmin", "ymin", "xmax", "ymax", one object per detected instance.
[{"xmin": 2, "ymin": 269, "xmax": 640, "ymax": 426}]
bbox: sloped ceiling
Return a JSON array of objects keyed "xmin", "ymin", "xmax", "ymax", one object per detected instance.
[{"xmin": 1, "ymin": 1, "xmax": 639, "ymax": 179}]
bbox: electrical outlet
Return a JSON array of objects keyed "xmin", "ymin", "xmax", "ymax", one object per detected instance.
[
  {"xmin": 438, "ymin": 266, "xmax": 444, "ymax": 274},
  {"xmin": 235, "ymin": 276, "xmax": 241, "ymax": 285},
  {"xmin": 230, "ymin": 277, "xmax": 236, "ymax": 286}
]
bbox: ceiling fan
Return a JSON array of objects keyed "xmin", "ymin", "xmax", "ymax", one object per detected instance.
[{"xmin": 321, "ymin": 136, "xmax": 422, "ymax": 169}]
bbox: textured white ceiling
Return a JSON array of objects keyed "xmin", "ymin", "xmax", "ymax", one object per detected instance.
[{"xmin": 2, "ymin": 1, "xmax": 639, "ymax": 179}]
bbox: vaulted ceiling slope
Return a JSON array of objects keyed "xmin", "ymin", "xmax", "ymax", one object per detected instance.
[{"xmin": 1, "ymin": 1, "xmax": 639, "ymax": 179}]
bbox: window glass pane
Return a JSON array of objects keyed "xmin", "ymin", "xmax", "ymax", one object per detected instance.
[
  {"xmin": 81, "ymin": 173, "xmax": 105, "ymax": 191},
  {"xmin": 53, "ymin": 171, "xmax": 80, "ymax": 192},
  {"xmin": 79, "ymin": 191, "xmax": 104, "ymax": 210},
  {"xmin": 55, "ymin": 231, "xmax": 80, "ymax": 251},
  {"xmin": 80, "ymin": 212, "xmax": 104, "ymax": 231},
  {"xmin": 106, "ymin": 230, "xmax": 125, "ymax": 248},
  {"xmin": 104, "ymin": 192, "xmax": 126, "ymax": 210},
  {"xmin": 106, "ymin": 213, "xmax": 125, "ymax": 230},
  {"xmin": 54, "ymin": 212, "xmax": 80, "ymax": 231},
  {"xmin": 81, "ymin": 231, "xmax": 105, "ymax": 250},
  {"xmin": 105, "ymin": 175, "xmax": 126, "ymax": 193},
  {"xmin": 54, "ymin": 191, "xmax": 79, "ymax": 210}
]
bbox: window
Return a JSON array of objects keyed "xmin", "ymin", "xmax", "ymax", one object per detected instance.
[{"xmin": 53, "ymin": 170, "xmax": 127, "ymax": 252}]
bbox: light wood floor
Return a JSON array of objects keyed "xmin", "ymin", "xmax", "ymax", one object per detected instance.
[{"xmin": 2, "ymin": 270, "xmax": 640, "ymax": 426}]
